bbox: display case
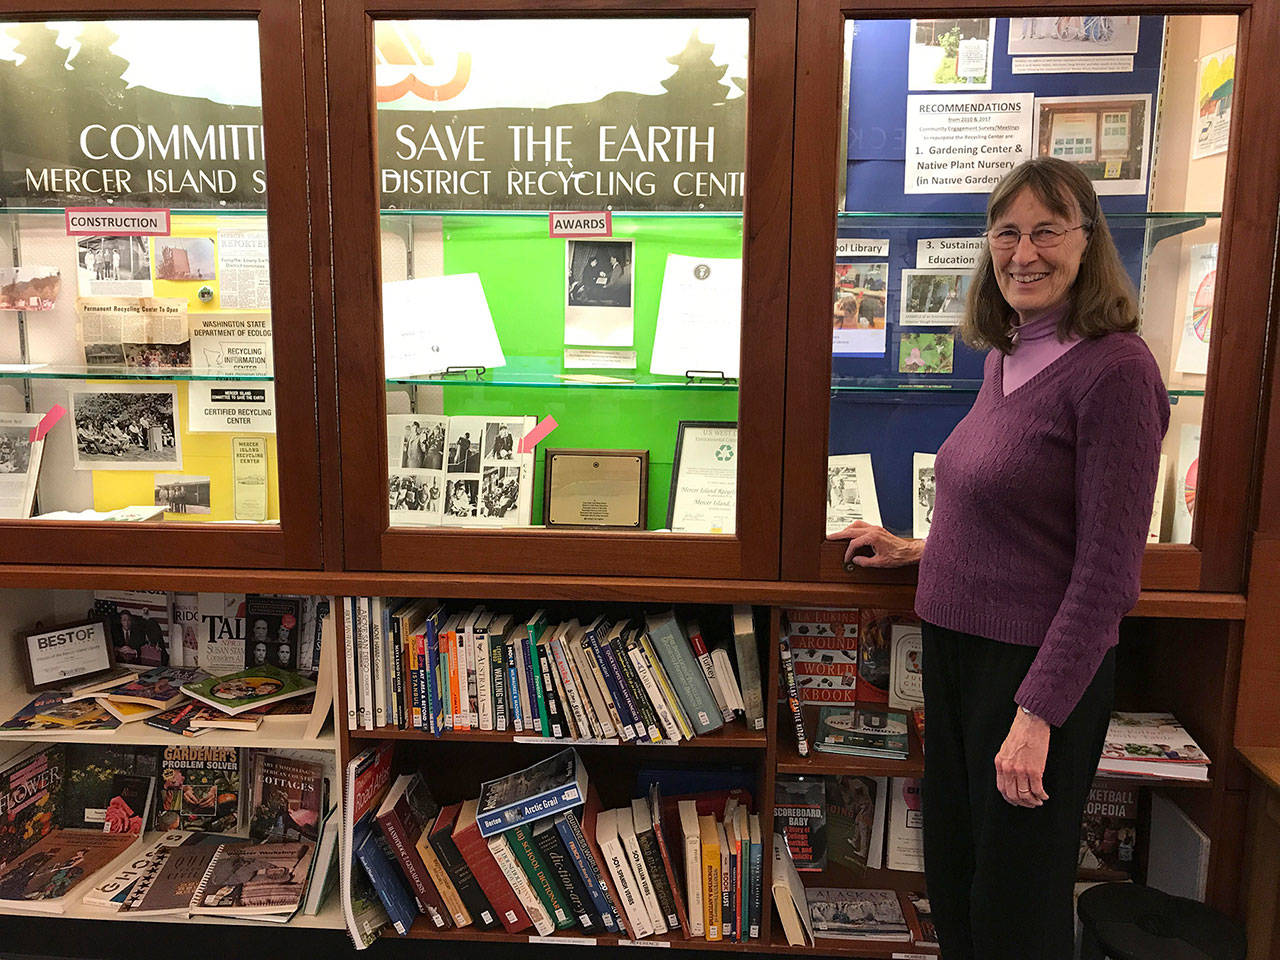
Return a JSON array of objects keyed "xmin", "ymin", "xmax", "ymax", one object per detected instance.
[
  {"xmin": 326, "ymin": 0, "xmax": 794, "ymax": 578},
  {"xmin": 0, "ymin": 2, "xmax": 324, "ymax": 569},
  {"xmin": 783, "ymin": 3, "xmax": 1279, "ymax": 591}
]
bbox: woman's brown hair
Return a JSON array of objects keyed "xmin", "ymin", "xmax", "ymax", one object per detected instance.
[{"xmin": 961, "ymin": 157, "xmax": 1139, "ymax": 354}]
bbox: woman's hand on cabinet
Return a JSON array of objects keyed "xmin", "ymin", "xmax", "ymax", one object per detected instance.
[{"xmin": 827, "ymin": 521, "xmax": 925, "ymax": 568}]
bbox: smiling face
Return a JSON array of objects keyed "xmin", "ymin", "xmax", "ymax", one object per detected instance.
[{"xmin": 990, "ymin": 186, "xmax": 1089, "ymax": 323}]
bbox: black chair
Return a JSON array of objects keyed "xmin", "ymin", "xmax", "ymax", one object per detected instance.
[{"xmin": 1077, "ymin": 883, "xmax": 1246, "ymax": 960}]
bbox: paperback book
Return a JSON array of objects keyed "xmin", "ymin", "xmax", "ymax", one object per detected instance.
[
  {"xmin": 181, "ymin": 665, "xmax": 316, "ymax": 716},
  {"xmin": 154, "ymin": 745, "xmax": 241, "ymax": 833},
  {"xmin": 102, "ymin": 666, "xmax": 207, "ymax": 709},
  {"xmin": 62, "ymin": 744, "xmax": 158, "ymax": 834},
  {"xmin": 0, "ymin": 828, "xmax": 136, "ymax": 912},
  {"xmin": 806, "ymin": 888, "xmax": 910, "ymax": 941},
  {"xmin": 247, "ymin": 752, "xmax": 328, "ymax": 843},
  {"xmin": 1097, "ymin": 712, "xmax": 1211, "ymax": 781},
  {"xmin": 475, "ymin": 748, "xmax": 586, "ymax": 837},
  {"xmin": 813, "ymin": 704, "xmax": 909, "ymax": 759},
  {"xmin": 190, "ymin": 840, "xmax": 315, "ymax": 916},
  {"xmin": 774, "ymin": 776, "xmax": 826, "ymax": 871},
  {"xmin": 826, "ymin": 775, "xmax": 887, "ymax": 872}
]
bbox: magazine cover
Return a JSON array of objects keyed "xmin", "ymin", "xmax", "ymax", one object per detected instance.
[
  {"xmin": 826, "ymin": 775, "xmax": 886, "ymax": 872},
  {"xmin": 0, "ymin": 829, "xmax": 136, "ymax": 911},
  {"xmin": 154, "ymin": 745, "xmax": 241, "ymax": 832},
  {"xmin": 62, "ymin": 745, "xmax": 160, "ymax": 833},
  {"xmin": 248, "ymin": 753, "xmax": 327, "ymax": 843},
  {"xmin": 774, "ymin": 776, "xmax": 826, "ymax": 871},
  {"xmin": 1101, "ymin": 712, "xmax": 1209, "ymax": 764},
  {"xmin": 855, "ymin": 609, "xmax": 893, "ymax": 704},
  {"xmin": 244, "ymin": 595, "xmax": 304, "ymax": 672},
  {"xmin": 92, "ymin": 591, "xmax": 172, "ymax": 668},
  {"xmin": 805, "ymin": 887, "xmax": 910, "ymax": 940},
  {"xmin": 191, "ymin": 840, "xmax": 315, "ymax": 914},
  {"xmin": 0, "ymin": 744, "xmax": 65, "ymax": 869},
  {"xmin": 181, "ymin": 664, "xmax": 316, "ymax": 716},
  {"xmin": 1078, "ymin": 783, "xmax": 1138, "ymax": 879},
  {"xmin": 197, "ymin": 593, "xmax": 247, "ymax": 676}
]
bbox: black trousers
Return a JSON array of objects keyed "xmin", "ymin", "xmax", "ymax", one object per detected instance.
[{"xmin": 921, "ymin": 621, "xmax": 1114, "ymax": 960}]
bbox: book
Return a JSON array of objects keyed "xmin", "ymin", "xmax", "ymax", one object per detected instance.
[
  {"xmin": 96, "ymin": 697, "xmax": 165, "ymax": 724},
  {"xmin": 531, "ymin": 815, "xmax": 602, "ymax": 932},
  {"xmin": 784, "ymin": 606, "xmax": 860, "ymax": 705},
  {"xmin": 0, "ymin": 829, "xmax": 136, "ymax": 912},
  {"xmin": 677, "ymin": 799, "xmax": 704, "ymax": 937},
  {"xmin": 906, "ymin": 891, "xmax": 938, "ymax": 948},
  {"xmin": 647, "ymin": 785, "xmax": 691, "ymax": 936},
  {"xmin": 120, "ymin": 839, "xmax": 221, "ymax": 916},
  {"xmin": 181, "ymin": 664, "xmax": 316, "ymax": 716},
  {"xmin": 632, "ymin": 797, "xmax": 681, "ymax": 934},
  {"xmin": 429, "ymin": 802, "xmax": 499, "ymax": 929},
  {"xmin": 1097, "ymin": 712, "xmax": 1211, "ymax": 781},
  {"xmin": 65, "ymin": 665, "xmax": 145, "ymax": 699},
  {"xmin": 598, "ymin": 806, "xmax": 654, "ymax": 939},
  {"xmin": 197, "ymin": 593, "xmax": 247, "ymax": 678},
  {"xmin": 82, "ymin": 830, "xmax": 192, "ymax": 908},
  {"xmin": 62, "ymin": 744, "xmax": 158, "ymax": 835},
  {"xmin": 775, "ymin": 776, "xmax": 826, "ymax": 871},
  {"xmin": 341, "ymin": 743, "xmax": 395, "ymax": 947},
  {"xmin": 0, "ymin": 744, "xmax": 64, "ymax": 865},
  {"xmin": 779, "ymin": 636, "xmax": 809, "ymax": 756},
  {"xmin": 730, "ymin": 605, "xmax": 765, "ymax": 731},
  {"xmin": 625, "ymin": 631, "xmax": 682, "ymax": 741},
  {"xmin": 342, "ymin": 598, "xmax": 359, "ymax": 730},
  {"xmin": 154, "ymin": 745, "xmax": 241, "ymax": 833},
  {"xmin": 144, "ymin": 701, "xmax": 214, "ymax": 738},
  {"xmin": 550, "ymin": 628, "xmax": 592, "ymax": 738},
  {"xmin": 645, "ymin": 611, "xmax": 723, "ymax": 735},
  {"xmin": 616, "ymin": 803, "xmax": 666, "ymax": 935},
  {"xmin": 248, "ymin": 752, "xmax": 327, "ymax": 843},
  {"xmin": 748, "ymin": 813, "xmax": 762, "ymax": 939},
  {"xmin": 697, "ymin": 814, "xmax": 722, "ymax": 940},
  {"xmin": 93, "ymin": 590, "xmax": 172, "ymax": 668},
  {"xmin": 813, "ymin": 704, "xmax": 909, "ymax": 759},
  {"xmin": 356, "ymin": 597, "xmax": 374, "ymax": 731},
  {"xmin": 475, "ymin": 748, "xmax": 586, "ymax": 836},
  {"xmin": 191, "ymin": 840, "xmax": 315, "ymax": 917},
  {"xmin": 452, "ymin": 796, "xmax": 530, "ymax": 933},
  {"xmin": 716, "ymin": 818, "xmax": 731, "ymax": 939},
  {"xmin": 485, "ymin": 830, "xmax": 554, "ymax": 935},
  {"xmin": 357, "ymin": 826, "xmax": 417, "ymax": 934},
  {"xmin": 244, "ymin": 594, "xmax": 304, "ymax": 673},
  {"xmin": 885, "ymin": 778, "xmax": 924, "ymax": 872},
  {"xmin": 304, "ymin": 808, "xmax": 341, "ymax": 916},
  {"xmin": 506, "ymin": 821, "xmax": 575, "ymax": 930},
  {"xmin": 887, "ymin": 621, "xmax": 924, "ymax": 712},
  {"xmin": 554, "ymin": 802, "xmax": 621, "ymax": 934},
  {"xmin": 771, "ymin": 833, "xmax": 812, "ymax": 947},
  {"xmin": 28, "ymin": 699, "xmax": 120, "ymax": 732},
  {"xmin": 369, "ymin": 596, "xmax": 387, "ymax": 728},
  {"xmin": 373, "ymin": 773, "xmax": 451, "ymax": 929},
  {"xmin": 1078, "ymin": 782, "xmax": 1139, "ymax": 879},
  {"xmin": 709, "ymin": 644, "xmax": 744, "ymax": 716},
  {"xmin": 685, "ymin": 618, "xmax": 734, "ymax": 723},
  {"xmin": 827, "ymin": 775, "xmax": 887, "ymax": 872},
  {"xmin": 855, "ymin": 609, "xmax": 893, "ymax": 704},
  {"xmin": 104, "ymin": 666, "xmax": 207, "ymax": 709},
  {"xmin": 524, "ymin": 612, "xmax": 550, "ymax": 735},
  {"xmin": 806, "ymin": 888, "xmax": 911, "ymax": 941},
  {"xmin": 416, "ymin": 821, "xmax": 471, "ymax": 927},
  {"xmin": 535, "ymin": 639, "xmax": 567, "ymax": 738}
]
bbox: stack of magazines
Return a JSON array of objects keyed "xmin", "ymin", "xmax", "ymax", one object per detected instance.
[
  {"xmin": 812, "ymin": 705, "xmax": 909, "ymax": 760},
  {"xmin": 1096, "ymin": 712, "xmax": 1210, "ymax": 782}
]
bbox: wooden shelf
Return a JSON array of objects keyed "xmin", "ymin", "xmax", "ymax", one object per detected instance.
[
  {"xmin": 776, "ymin": 708, "xmax": 925, "ymax": 779},
  {"xmin": 767, "ymin": 930, "xmax": 938, "ymax": 957},
  {"xmin": 0, "ymin": 712, "xmax": 337, "ymax": 752},
  {"xmin": 0, "ymin": 894, "xmax": 345, "ymax": 930},
  {"xmin": 400, "ymin": 918, "xmax": 768, "ymax": 950},
  {"xmin": 350, "ymin": 721, "xmax": 767, "ymax": 749}
]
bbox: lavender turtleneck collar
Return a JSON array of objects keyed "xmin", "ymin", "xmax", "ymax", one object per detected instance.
[{"xmin": 1002, "ymin": 302, "xmax": 1081, "ymax": 397}]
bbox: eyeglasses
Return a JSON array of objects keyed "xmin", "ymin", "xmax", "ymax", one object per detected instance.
[{"xmin": 983, "ymin": 223, "xmax": 1092, "ymax": 250}]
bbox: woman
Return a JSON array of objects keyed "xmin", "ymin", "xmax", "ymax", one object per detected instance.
[{"xmin": 830, "ymin": 157, "xmax": 1168, "ymax": 959}]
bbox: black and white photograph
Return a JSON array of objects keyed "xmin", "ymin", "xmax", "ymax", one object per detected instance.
[
  {"xmin": 899, "ymin": 269, "xmax": 972, "ymax": 326},
  {"xmin": 1007, "ymin": 15, "xmax": 1140, "ymax": 55},
  {"xmin": 483, "ymin": 421, "xmax": 517, "ymax": 461},
  {"xmin": 0, "ymin": 425, "xmax": 33, "ymax": 475},
  {"xmin": 388, "ymin": 470, "xmax": 443, "ymax": 526},
  {"xmin": 445, "ymin": 478, "xmax": 479, "ymax": 518},
  {"xmin": 154, "ymin": 474, "xmax": 211, "ymax": 515},
  {"xmin": 565, "ymin": 238, "xmax": 635, "ymax": 347},
  {"xmin": 826, "ymin": 453, "xmax": 882, "ymax": 534},
  {"xmin": 75, "ymin": 236, "xmax": 153, "ymax": 297},
  {"xmin": 447, "ymin": 429, "xmax": 482, "ymax": 474},
  {"xmin": 153, "ymin": 236, "xmax": 216, "ymax": 281},
  {"xmin": 913, "ymin": 452, "xmax": 937, "ymax": 539},
  {"xmin": 387, "ymin": 414, "xmax": 447, "ymax": 471},
  {"xmin": 70, "ymin": 384, "xmax": 181, "ymax": 471},
  {"xmin": 0, "ymin": 413, "xmax": 42, "ymax": 520},
  {"xmin": 479, "ymin": 466, "xmax": 522, "ymax": 520}
]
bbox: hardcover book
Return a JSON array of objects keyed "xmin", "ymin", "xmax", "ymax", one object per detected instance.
[
  {"xmin": 813, "ymin": 704, "xmax": 910, "ymax": 759},
  {"xmin": 485, "ymin": 831, "xmax": 554, "ymax": 936},
  {"xmin": 93, "ymin": 590, "xmax": 172, "ymax": 668},
  {"xmin": 354, "ymin": 827, "xmax": 417, "ymax": 934},
  {"xmin": 783, "ymin": 606, "xmax": 860, "ymax": 705},
  {"xmin": 855, "ymin": 609, "xmax": 893, "ymax": 704},
  {"xmin": 827, "ymin": 775, "xmax": 887, "ymax": 872},
  {"xmin": 598, "ymin": 806, "xmax": 654, "ymax": 939},
  {"xmin": 191, "ymin": 840, "xmax": 315, "ymax": 917},
  {"xmin": 475, "ymin": 748, "xmax": 586, "ymax": 837},
  {"xmin": 531, "ymin": 815, "xmax": 601, "ymax": 933},
  {"xmin": 644, "ymin": 611, "xmax": 723, "ymax": 735},
  {"xmin": 429, "ymin": 802, "xmax": 499, "ymax": 929},
  {"xmin": 506, "ymin": 821, "xmax": 575, "ymax": 930},
  {"xmin": 677, "ymin": 799, "xmax": 704, "ymax": 937},
  {"xmin": 632, "ymin": 797, "xmax": 681, "ymax": 934},
  {"xmin": 342, "ymin": 743, "xmax": 395, "ymax": 947},
  {"xmin": 906, "ymin": 891, "xmax": 938, "ymax": 948},
  {"xmin": 243, "ymin": 594, "xmax": 304, "ymax": 673},
  {"xmin": 452, "ymin": 796, "xmax": 530, "ymax": 933},
  {"xmin": 0, "ymin": 743, "xmax": 64, "ymax": 866},
  {"xmin": 248, "ymin": 752, "xmax": 327, "ymax": 843},
  {"xmin": 553, "ymin": 803, "xmax": 621, "ymax": 935},
  {"xmin": 730, "ymin": 605, "xmax": 766, "ymax": 731},
  {"xmin": 154, "ymin": 745, "xmax": 241, "ymax": 833},
  {"xmin": 373, "ymin": 772, "xmax": 451, "ymax": 928},
  {"xmin": 181, "ymin": 665, "xmax": 316, "ymax": 716},
  {"xmin": 806, "ymin": 887, "xmax": 910, "ymax": 941},
  {"xmin": 775, "ymin": 776, "xmax": 826, "ymax": 871}
]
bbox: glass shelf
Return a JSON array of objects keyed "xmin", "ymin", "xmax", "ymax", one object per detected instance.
[
  {"xmin": 0, "ymin": 364, "xmax": 273, "ymax": 382},
  {"xmin": 836, "ymin": 210, "xmax": 1224, "ymax": 221},
  {"xmin": 830, "ymin": 377, "xmax": 1205, "ymax": 398},
  {"xmin": 378, "ymin": 208, "xmax": 743, "ymax": 218},
  {"xmin": 0, "ymin": 207, "xmax": 266, "ymax": 217},
  {"xmin": 385, "ymin": 355, "xmax": 738, "ymax": 390}
]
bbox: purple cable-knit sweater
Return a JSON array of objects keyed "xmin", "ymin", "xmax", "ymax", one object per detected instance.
[{"xmin": 914, "ymin": 332, "xmax": 1170, "ymax": 727}]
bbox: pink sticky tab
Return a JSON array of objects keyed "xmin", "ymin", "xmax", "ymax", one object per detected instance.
[
  {"xmin": 29, "ymin": 404, "xmax": 66, "ymax": 442},
  {"xmin": 518, "ymin": 415, "xmax": 558, "ymax": 454}
]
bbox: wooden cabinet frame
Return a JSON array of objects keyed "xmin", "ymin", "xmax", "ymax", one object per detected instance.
[
  {"xmin": 0, "ymin": 0, "xmax": 326, "ymax": 570},
  {"xmin": 781, "ymin": 0, "xmax": 1280, "ymax": 592},
  {"xmin": 324, "ymin": 0, "xmax": 794, "ymax": 578}
]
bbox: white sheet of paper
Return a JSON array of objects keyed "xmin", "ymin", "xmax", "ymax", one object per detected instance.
[
  {"xmin": 382, "ymin": 273, "xmax": 506, "ymax": 379},
  {"xmin": 563, "ymin": 348, "xmax": 637, "ymax": 370},
  {"xmin": 913, "ymin": 452, "xmax": 937, "ymax": 539},
  {"xmin": 905, "ymin": 93, "xmax": 1033, "ymax": 194},
  {"xmin": 190, "ymin": 313, "xmax": 273, "ymax": 375},
  {"xmin": 649, "ymin": 254, "xmax": 743, "ymax": 379},
  {"xmin": 188, "ymin": 381, "xmax": 276, "ymax": 433},
  {"xmin": 1175, "ymin": 244, "xmax": 1216, "ymax": 376},
  {"xmin": 826, "ymin": 453, "xmax": 882, "ymax": 534},
  {"xmin": 1149, "ymin": 453, "xmax": 1168, "ymax": 543},
  {"xmin": 0, "ymin": 412, "xmax": 42, "ymax": 519}
]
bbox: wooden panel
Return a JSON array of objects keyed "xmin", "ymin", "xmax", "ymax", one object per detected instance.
[
  {"xmin": 1235, "ymin": 538, "xmax": 1280, "ymax": 748},
  {"xmin": 325, "ymin": 0, "xmax": 795, "ymax": 578}
]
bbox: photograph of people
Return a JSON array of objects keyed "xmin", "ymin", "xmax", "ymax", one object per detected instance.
[
  {"xmin": 448, "ymin": 431, "xmax": 480, "ymax": 474},
  {"xmin": 829, "ymin": 158, "xmax": 1169, "ymax": 959},
  {"xmin": 566, "ymin": 240, "xmax": 633, "ymax": 308}
]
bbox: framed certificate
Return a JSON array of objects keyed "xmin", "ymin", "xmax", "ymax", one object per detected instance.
[
  {"xmin": 543, "ymin": 449, "xmax": 648, "ymax": 529},
  {"xmin": 666, "ymin": 421, "xmax": 738, "ymax": 534},
  {"xmin": 17, "ymin": 618, "xmax": 116, "ymax": 693}
]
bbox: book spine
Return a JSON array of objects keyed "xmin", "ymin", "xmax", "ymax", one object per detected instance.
[
  {"xmin": 748, "ymin": 824, "xmax": 762, "ymax": 939},
  {"xmin": 388, "ymin": 614, "xmax": 403, "ymax": 728},
  {"xmin": 424, "ymin": 619, "xmax": 440, "ymax": 735},
  {"xmin": 526, "ymin": 627, "xmax": 549, "ymax": 735},
  {"xmin": 375, "ymin": 807, "xmax": 449, "ymax": 928},
  {"xmin": 620, "ymin": 826, "xmax": 667, "ymax": 935},
  {"xmin": 438, "ymin": 646, "xmax": 450, "ymax": 731},
  {"xmin": 592, "ymin": 634, "xmax": 639, "ymax": 741},
  {"xmin": 601, "ymin": 834, "xmax": 654, "ymax": 939},
  {"xmin": 506, "ymin": 641, "xmax": 523, "ymax": 732},
  {"xmin": 688, "ymin": 624, "xmax": 735, "ymax": 723},
  {"xmin": 547, "ymin": 641, "xmax": 579, "ymax": 738},
  {"xmin": 447, "ymin": 626, "xmax": 462, "ymax": 730},
  {"xmin": 779, "ymin": 637, "xmax": 809, "ymax": 756},
  {"xmin": 354, "ymin": 829, "xmax": 415, "ymax": 935},
  {"xmin": 579, "ymin": 632, "xmax": 625, "ymax": 739},
  {"xmin": 403, "ymin": 617, "xmax": 419, "ymax": 731},
  {"xmin": 452, "ymin": 819, "xmax": 530, "ymax": 933},
  {"xmin": 682, "ymin": 828, "xmax": 704, "ymax": 937},
  {"xmin": 430, "ymin": 826, "xmax": 498, "ymax": 930},
  {"xmin": 637, "ymin": 827, "xmax": 680, "ymax": 933},
  {"xmin": 475, "ymin": 621, "xmax": 492, "ymax": 731},
  {"xmin": 342, "ymin": 597, "xmax": 358, "ymax": 730},
  {"xmin": 733, "ymin": 608, "xmax": 766, "ymax": 731},
  {"xmin": 568, "ymin": 635, "xmax": 613, "ymax": 739},
  {"xmin": 554, "ymin": 813, "xmax": 620, "ymax": 934},
  {"xmin": 356, "ymin": 598, "xmax": 373, "ymax": 730},
  {"xmin": 417, "ymin": 835, "xmax": 471, "ymax": 927},
  {"xmin": 456, "ymin": 622, "xmax": 469, "ymax": 729},
  {"xmin": 486, "ymin": 833, "xmax": 554, "ymax": 936},
  {"xmin": 370, "ymin": 598, "xmax": 387, "ymax": 729},
  {"xmin": 652, "ymin": 623, "xmax": 721, "ymax": 735},
  {"xmin": 615, "ymin": 636, "xmax": 664, "ymax": 741},
  {"xmin": 533, "ymin": 825, "xmax": 601, "ymax": 933},
  {"xmin": 535, "ymin": 642, "xmax": 566, "ymax": 738},
  {"xmin": 562, "ymin": 635, "xmax": 603, "ymax": 738},
  {"xmin": 640, "ymin": 633, "xmax": 695, "ymax": 740},
  {"xmin": 413, "ymin": 627, "xmax": 427, "ymax": 732},
  {"xmin": 507, "ymin": 823, "xmax": 574, "ymax": 930},
  {"xmin": 650, "ymin": 813, "xmax": 692, "ymax": 936},
  {"xmin": 722, "ymin": 836, "xmax": 734, "ymax": 939},
  {"xmin": 550, "ymin": 637, "xmax": 591, "ymax": 738},
  {"xmin": 702, "ymin": 837, "xmax": 721, "ymax": 940},
  {"xmin": 627, "ymin": 639, "xmax": 682, "ymax": 741}
]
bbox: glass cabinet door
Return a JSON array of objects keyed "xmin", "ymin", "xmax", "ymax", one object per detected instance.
[
  {"xmin": 327, "ymin": 2, "xmax": 793, "ymax": 576},
  {"xmin": 0, "ymin": 7, "xmax": 322, "ymax": 568},
  {"xmin": 784, "ymin": 6, "xmax": 1272, "ymax": 591}
]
